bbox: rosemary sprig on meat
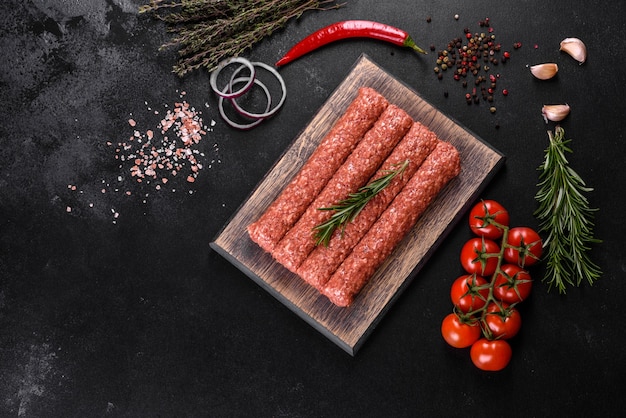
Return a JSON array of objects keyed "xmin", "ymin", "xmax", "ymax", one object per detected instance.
[
  {"xmin": 314, "ymin": 160, "xmax": 410, "ymax": 246},
  {"xmin": 534, "ymin": 126, "xmax": 602, "ymax": 293},
  {"xmin": 139, "ymin": 0, "xmax": 343, "ymax": 77}
]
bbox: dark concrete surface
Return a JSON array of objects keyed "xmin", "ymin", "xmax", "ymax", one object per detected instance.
[{"xmin": 1, "ymin": 0, "xmax": 625, "ymax": 416}]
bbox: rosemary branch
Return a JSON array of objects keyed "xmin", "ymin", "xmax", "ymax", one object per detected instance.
[
  {"xmin": 313, "ymin": 160, "xmax": 410, "ymax": 247},
  {"xmin": 139, "ymin": 0, "xmax": 343, "ymax": 77},
  {"xmin": 534, "ymin": 126, "xmax": 602, "ymax": 293}
]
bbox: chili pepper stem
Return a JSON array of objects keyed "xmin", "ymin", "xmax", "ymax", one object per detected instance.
[{"xmin": 404, "ymin": 36, "xmax": 427, "ymax": 54}]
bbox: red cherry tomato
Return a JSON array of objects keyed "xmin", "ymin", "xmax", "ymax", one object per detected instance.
[
  {"xmin": 504, "ymin": 227, "xmax": 543, "ymax": 267},
  {"xmin": 484, "ymin": 302, "xmax": 522, "ymax": 340},
  {"xmin": 470, "ymin": 339, "xmax": 513, "ymax": 371},
  {"xmin": 450, "ymin": 274, "xmax": 489, "ymax": 313},
  {"xmin": 494, "ymin": 264, "xmax": 533, "ymax": 304},
  {"xmin": 460, "ymin": 237, "xmax": 500, "ymax": 276},
  {"xmin": 441, "ymin": 313, "xmax": 481, "ymax": 348},
  {"xmin": 469, "ymin": 200, "xmax": 510, "ymax": 240}
]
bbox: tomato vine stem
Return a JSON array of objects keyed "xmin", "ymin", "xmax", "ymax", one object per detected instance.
[{"xmin": 457, "ymin": 220, "xmax": 526, "ymax": 339}]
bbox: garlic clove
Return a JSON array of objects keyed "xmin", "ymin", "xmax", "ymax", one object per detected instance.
[
  {"xmin": 530, "ymin": 63, "xmax": 559, "ymax": 80},
  {"xmin": 542, "ymin": 104, "xmax": 571, "ymax": 123},
  {"xmin": 560, "ymin": 37, "xmax": 587, "ymax": 64}
]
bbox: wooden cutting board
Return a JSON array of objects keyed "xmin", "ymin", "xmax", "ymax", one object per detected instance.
[{"xmin": 210, "ymin": 54, "xmax": 505, "ymax": 355}]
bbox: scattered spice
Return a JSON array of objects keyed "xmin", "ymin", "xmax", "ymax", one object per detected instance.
[
  {"xmin": 122, "ymin": 100, "xmax": 206, "ymax": 185},
  {"xmin": 433, "ymin": 17, "xmax": 516, "ymax": 117},
  {"xmin": 65, "ymin": 91, "xmax": 220, "ymax": 223}
]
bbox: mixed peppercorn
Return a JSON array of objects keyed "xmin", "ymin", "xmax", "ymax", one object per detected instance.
[{"xmin": 433, "ymin": 18, "xmax": 520, "ymax": 115}]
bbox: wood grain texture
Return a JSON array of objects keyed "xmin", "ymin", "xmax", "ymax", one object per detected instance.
[{"xmin": 210, "ymin": 55, "xmax": 505, "ymax": 355}]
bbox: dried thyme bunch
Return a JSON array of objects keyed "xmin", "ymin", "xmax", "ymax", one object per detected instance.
[{"xmin": 139, "ymin": 0, "xmax": 343, "ymax": 77}]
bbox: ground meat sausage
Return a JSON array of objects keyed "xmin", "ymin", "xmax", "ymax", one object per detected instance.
[
  {"xmin": 271, "ymin": 104, "xmax": 413, "ymax": 273},
  {"xmin": 296, "ymin": 122, "xmax": 439, "ymax": 289},
  {"xmin": 247, "ymin": 87, "xmax": 388, "ymax": 253},
  {"xmin": 321, "ymin": 141, "xmax": 461, "ymax": 307}
]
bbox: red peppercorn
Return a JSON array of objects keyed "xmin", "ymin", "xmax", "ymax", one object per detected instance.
[
  {"xmin": 502, "ymin": 89, "xmax": 509, "ymax": 96},
  {"xmin": 503, "ymin": 51, "xmax": 511, "ymax": 59}
]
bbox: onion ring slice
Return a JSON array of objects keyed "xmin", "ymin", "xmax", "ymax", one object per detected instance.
[
  {"xmin": 229, "ymin": 61, "xmax": 287, "ymax": 119},
  {"xmin": 210, "ymin": 57, "xmax": 256, "ymax": 99},
  {"xmin": 218, "ymin": 77, "xmax": 272, "ymax": 130}
]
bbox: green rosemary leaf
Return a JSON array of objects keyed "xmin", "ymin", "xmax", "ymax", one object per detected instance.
[
  {"xmin": 313, "ymin": 160, "xmax": 410, "ymax": 247},
  {"xmin": 534, "ymin": 126, "xmax": 602, "ymax": 293}
]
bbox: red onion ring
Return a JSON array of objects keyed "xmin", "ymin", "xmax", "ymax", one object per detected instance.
[
  {"xmin": 218, "ymin": 76, "xmax": 272, "ymax": 130},
  {"xmin": 229, "ymin": 61, "xmax": 286, "ymax": 119},
  {"xmin": 209, "ymin": 57, "xmax": 256, "ymax": 99}
]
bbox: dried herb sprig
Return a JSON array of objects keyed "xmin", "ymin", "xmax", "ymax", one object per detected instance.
[
  {"xmin": 534, "ymin": 126, "xmax": 602, "ymax": 293},
  {"xmin": 139, "ymin": 0, "xmax": 343, "ymax": 77},
  {"xmin": 313, "ymin": 160, "xmax": 410, "ymax": 246}
]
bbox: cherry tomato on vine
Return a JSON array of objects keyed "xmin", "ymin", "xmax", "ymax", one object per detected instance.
[
  {"xmin": 460, "ymin": 237, "xmax": 500, "ymax": 276},
  {"xmin": 504, "ymin": 227, "xmax": 543, "ymax": 267},
  {"xmin": 494, "ymin": 264, "xmax": 533, "ymax": 304},
  {"xmin": 441, "ymin": 313, "xmax": 481, "ymax": 348},
  {"xmin": 450, "ymin": 274, "xmax": 489, "ymax": 313},
  {"xmin": 484, "ymin": 302, "xmax": 522, "ymax": 340},
  {"xmin": 469, "ymin": 200, "xmax": 510, "ymax": 240},
  {"xmin": 470, "ymin": 339, "xmax": 513, "ymax": 371}
]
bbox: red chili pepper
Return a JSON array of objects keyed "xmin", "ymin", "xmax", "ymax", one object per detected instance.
[{"xmin": 275, "ymin": 20, "xmax": 426, "ymax": 67}]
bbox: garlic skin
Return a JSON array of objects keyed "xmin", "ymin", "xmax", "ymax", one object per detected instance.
[
  {"xmin": 560, "ymin": 38, "xmax": 587, "ymax": 64},
  {"xmin": 542, "ymin": 104, "xmax": 571, "ymax": 123},
  {"xmin": 530, "ymin": 63, "xmax": 559, "ymax": 80}
]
